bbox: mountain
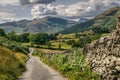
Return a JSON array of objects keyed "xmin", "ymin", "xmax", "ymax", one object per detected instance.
[
  {"xmin": 0, "ymin": 16, "xmax": 75, "ymax": 34},
  {"xmin": 60, "ymin": 6, "xmax": 120, "ymax": 34},
  {"xmin": 78, "ymin": 17, "xmax": 90, "ymax": 23}
]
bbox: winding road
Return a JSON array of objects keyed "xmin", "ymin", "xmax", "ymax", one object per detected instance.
[{"xmin": 18, "ymin": 48, "xmax": 67, "ymax": 80}]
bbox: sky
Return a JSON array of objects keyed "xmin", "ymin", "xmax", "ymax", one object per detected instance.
[{"xmin": 0, "ymin": 0, "xmax": 120, "ymax": 23}]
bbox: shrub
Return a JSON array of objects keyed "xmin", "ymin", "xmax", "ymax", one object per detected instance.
[
  {"xmin": 0, "ymin": 37, "xmax": 29, "ymax": 54},
  {"xmin": 34, "ymin": 49, "xmax": 98, "ymax": 80}
]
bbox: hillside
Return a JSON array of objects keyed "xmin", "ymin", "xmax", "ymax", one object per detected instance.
[
  {"xmin": 0, "ymin": 46, "xmax": 28, "ymax": 80},
  {"xmin": 0, "ymin": 16, "xmax": 75, "ymax": 34},
  {"xmin": 60, "ymin": 6, "xmax": 120, "ymax": 34}
]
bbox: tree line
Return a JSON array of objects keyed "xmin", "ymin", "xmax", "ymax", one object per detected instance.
[{"xmin": 0, "ymin": 28, "xmax": 57, "ymax": 45}]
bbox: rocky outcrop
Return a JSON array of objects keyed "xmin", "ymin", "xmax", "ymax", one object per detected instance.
[{"xmin": 85, "ymin": 15, "xmax": 120, "ymax": 80}]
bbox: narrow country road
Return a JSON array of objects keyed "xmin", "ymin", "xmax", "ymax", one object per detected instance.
[{"xmin": 18, "ymin": 48, "xmax": 67, "ymax": 80}]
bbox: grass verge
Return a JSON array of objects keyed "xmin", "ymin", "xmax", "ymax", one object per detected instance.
[{"xmin": 33, "ymin": 48, "xmax": 98, "ymax": 80}]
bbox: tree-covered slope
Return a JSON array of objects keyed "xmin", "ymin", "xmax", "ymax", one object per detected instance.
[{"xmin": 60, "ymin": 6, "xmax": 120, "ymax": 34}]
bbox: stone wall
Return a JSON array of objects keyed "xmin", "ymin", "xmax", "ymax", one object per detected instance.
[
  {"xmin": 85, "ymin": 15, "xmax": 120, "ymax": 80},
  {"xmin": 117, "ymin": 15, "xmax": 120, "ymax": 30}
]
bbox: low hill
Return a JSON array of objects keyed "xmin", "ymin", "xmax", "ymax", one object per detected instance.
[
  {"xmin": 60, "ymin": 6, "xmax": 120, "ymax": 34},
  {"xmin": 0, "ymin": 16, "xmax": 75, "ymax": 34}
]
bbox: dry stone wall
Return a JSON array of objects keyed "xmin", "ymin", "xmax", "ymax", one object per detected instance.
[{"xmin": 85, "ymin": 15, "xmax": 120, "ymax": 80}]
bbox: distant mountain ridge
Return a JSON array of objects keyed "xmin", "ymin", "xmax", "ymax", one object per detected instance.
[
  {"xmin": 60, "ymin": 6, "xmax": 120, "ymax": 34},
  {"xmin": 0, "ymin": 16, "xmax": 76, "ymax": 34}
]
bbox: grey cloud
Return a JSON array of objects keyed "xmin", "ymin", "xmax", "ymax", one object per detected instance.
[
  {"xmin": 20, "ymin": 0, "xmax": 56, "ymax": 5},
  {"xmin": 20, "ymin": 0, "xmax": 30, "ymax": 5},
  {"xmin": 0, "ymin": 12, "xmax": 16, "ymax": 22},
  {"xmin": 31, "ymin": 0, "xmax": 120, "ymax": 20},
  {"xmin": 0, "ymin": 0, "xmax": 120, "ymax": 23}
]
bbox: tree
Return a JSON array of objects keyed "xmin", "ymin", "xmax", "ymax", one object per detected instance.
[
  {"xmin": 0, "ymin": 28, "xmax": 6, "ymax": 36},
  {"xmin": 92, "ymin": 27, "xmax": 110, "ymax": 34},
  {"xmin": 58, "ymin": 44, "xmax": 61, "ymax": 49},
  {"xmin": 49, "ymin": 34, "xmax": 57, "ymax": 40},
  {"xmin": 17, "ymin": 33, "xmax": 30, "ymax": 42},
  {"xmin": 101, "ymin": 27, "xmax": 110, "ymax": 33},
  {"xmin": 47, "ymin": 43, "xmax": 52, "ymax": 49},
  {"xmin": 72, "ymin": 37, "xmax": 92, "ymax": 48},
  {"xmin": 7, "ymin": 31, "xmax": 17, "ymax": 41},
  {"xmin": 29, "ymin": 33, "xmax": 49, "ymax": 45},
  {"xmin": 75, "ymin": 33, "xmax": 79, "ymax": 38},
  {"xmin": 36, "ymin": 33, "xmax": 49, "ymax": 44},
  {"xmin": 29, "ymin": 34, "xmax": 36, "ymax": 43},
  {"xmin": 67, "ymin": 40, "xmax": 76, "ymax": 46}
]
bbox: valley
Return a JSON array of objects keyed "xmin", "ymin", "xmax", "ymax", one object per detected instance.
[{"xmin": 0, "ymin": 6, "xmax": 120, "ymax": 80}]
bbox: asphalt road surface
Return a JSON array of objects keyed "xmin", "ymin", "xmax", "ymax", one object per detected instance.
[{"xmin": 18, "ymin": 48, "xmax": 67, "ymax": 80}]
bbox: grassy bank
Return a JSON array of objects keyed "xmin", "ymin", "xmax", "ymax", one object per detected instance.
[
  {"xmin": 33, "ymin": 48, "xmax": 98, "ymax": 80},
  {"xmin": 0, "ymin": 37, "xmax": 29, "ymax": 54},
  {"xmin": 0, "ymin": 46, "xmax": 28, "ymax": 80}
]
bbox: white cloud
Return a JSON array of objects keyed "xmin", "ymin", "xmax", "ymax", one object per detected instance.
[
  {"xmin": 31, "ymin": 4, "xmax": 57, "ymax": 18},
  {"xmin": 0, "ymin": 0, "xmax": 120, "ymax": 23},
  {"xmin": 0, "ymin": 12, "xmax": 16, "ymax": 22},
  {"xmin": 56, "ymin": 3, "xmax": 85, "ymax": 17},
  {"xmin": 0, "ymin": 0, "xmax": 19, "ymax": 6},
  {"xmin": 31, "ymin": 3, "xmax": 86, "ymax": 19},
  {"xmin": 31, "ymin": 0, "xmax": 120, "ymax": 19}
]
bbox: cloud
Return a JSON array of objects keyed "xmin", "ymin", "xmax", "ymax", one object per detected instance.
[
  {"xmin": 31, "ymin": 3, "xmax": 85, "ymax": 19},
  {"xmin": 56, "ymin": 3, "xmax": 85, "ymax": 17},
  {"xmin": 20, "ymin": 0, "xmax": 56, "ymax": 5},
  {"xmin": 0, "ymin": 0, "xmax": 56, "ymax": 23},
  {"xmin": 31, "ymin": 0, "xmax": 120, "ymax": 19},
  {"xmin": 31, "ymin": 4, "xmax": 57, "ymax": 18},
  {"xmin": 0, "ymin": 12, "xmax": 16, "ymax": 22},
  {"xmin": 0, "ymin": 11, "xmax": 28, "ymax": 23},
  {"xmin": 0, "ymin": 0, "xmax": 19, "ymax": 6},
  {"xmin": 0, "ymin": 0, "xmax": 120, "ymax": 23},
  {"xmin": 0, "ymin": 0, "xmax": 56, "ymax": 6}
]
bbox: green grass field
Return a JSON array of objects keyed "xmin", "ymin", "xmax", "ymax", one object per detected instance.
[
  {"xmin": 34, "ymin": 48, "xmax": 65, "ymax": 54},
  {"xmin": 101, "ymin": 33, "xmax": 110, "ymax": 37},
  {"xmin": 57, "ymin": 33, "xmax": 76, "ymax": 39},
  {"xmin": 23, "ymin": 40, "xmax": 72, "ymax": 50},
  {"xmin": 50, "ymin": 41, "xmax": 72, "ymax": 49}
]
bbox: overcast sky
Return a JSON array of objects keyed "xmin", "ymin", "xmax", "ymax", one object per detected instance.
[{"xmin": 0, "ymin": 0, "xmax": 120, "ymax": 23}]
